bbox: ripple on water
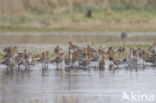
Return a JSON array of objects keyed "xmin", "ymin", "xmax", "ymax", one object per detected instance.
[{"xmin": 0, "ymin": 65, "xmax": 156, "ymax": 103}]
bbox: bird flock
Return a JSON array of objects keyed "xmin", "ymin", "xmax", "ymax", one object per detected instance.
[{"xmin": 1, "ymin": 41, "xmax": 156, "ymax": 71}]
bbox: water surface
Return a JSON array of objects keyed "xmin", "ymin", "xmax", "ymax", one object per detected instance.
[{"xmin": 0, "ymin": 66, "xmax": 156, "ymax": 103}]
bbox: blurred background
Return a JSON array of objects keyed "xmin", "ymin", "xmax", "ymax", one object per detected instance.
[{"xmin": 0, "ymin": 0, "xmax": 156, "ymax": 32}]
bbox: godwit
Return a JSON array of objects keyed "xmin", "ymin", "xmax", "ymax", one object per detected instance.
[
  {"xmin": 13, "ymin": 49, "xmax": 32, "ymax": 70},
  {"xmin": 54, "ymin": 45, "xmax": 61, "ymax": 55},
  {"xmin": 65, "ymin": 47, "xmax": 72, "ymax": 66},
  {"xmin": 6, "ymin": 58, "xmax": 16, "ymax": 71},
  {"xmin": 71, "ymin": 50, "xmax": 79, "ymax": 67},
  {"xmin": 78, "ymin": 45, "xmax": 93, "ymax": 68},
  {"xmin": 125, "ymin": 48, "xmax": 138, "ymax": 66},
  {"xmin": 2, "ymin": 46, "xmax": 25, "ymax": 70},
  {"xmin": 2, "ymin": 51, "xmax": 16, "ymax": 71},
  {"xmin": 3, "ymin": 46, "xmax": 10, "ymax": 53},
  {"xmin": 51, "ymin": 52, "xmax": 65, "ymax": 69},
  {"xmin": 23, "ymin": 50, "xmax": 33, "ymax": 70},
  {"xmin": 65, "ymin": 48, "xmax": 79, "ymax": 67},
  {"xmin": 149, "ymin": 42, "xmax": 156, "ymax": 55},
  {"xmin": 68, "ymin": 41, "xmax": 80, "ymax": 51},
  {"xmin": 2, "ymin": 46, "xmax": 22, "ymax": 70},
  {"xmin": 78, "ymin": 48, "xmax": 87, "ymax": 63},
  {"xmin": 144, "ymin": 49, "xmax": 156, "ymax": 66},
  {"xmin": 99, "ymin": 51, "xmax": 105, "ymax": 69},
  {"xmin": 107, "ymin": 47, "xmax": 124, "ymax": 68},
  {"xmin": 146, "ymin": 56, "xmax": 156, "ymax": 66},
  {"xmin": 79, "ymin": 58, "xmax": 90, "ymax": 68},
  {"xmin": 107, "ymin": 47, "xmax": 115, "ymax": 65},
  {"xmin": 86, "ymin": 45, "xmax": 103, "ymax": 67},
  {"xmin": 3, "ymin": 46, "xmax": 17, "ymax": 57},
  {"xmin": 136, "ymin": 48, "xmax": 144, "ymax": 58},
  {"xmin": 98, "ymin": 45, "xmax": 103, "ymax": 55},
  {"xmin": 117, "ymin": 46, "xmax": 125, "ymax": 58},
  {"xmin": 89, "ymin": 54, "xmax": 101, "ymax": 67},
  {"xmin": 87, "ymin": 44, "xmax": 97, "ymax": 54},
  {"xmin": 107, "ymin": 47, "xmax": 129, "ymax": 68},
  {"xmin": 79, "ymin": 51, "xmax": 91, "ymax": 68},
  {"xmin": 81, "ymin": 48, "xmax": 87, "ymax": 57},
  {"xmin": 38, "ymin": 51, "xmax": 49, "ymax": 69},
  {"xmin": 3, "ymin": 46, "xmax": 13, "ymax": 58}
]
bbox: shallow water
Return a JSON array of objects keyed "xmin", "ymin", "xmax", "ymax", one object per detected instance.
[
  {"xmin": 0, "ymin": 65, "xmax": 156, "ymax": 103},
  {"xmin": 0, "ymin": 32, "xmax": 156, "ymax": 44}
]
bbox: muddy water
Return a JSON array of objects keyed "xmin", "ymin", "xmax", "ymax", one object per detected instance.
[
  {"xmin": 0, "ymin": 32, "xmax": 156, "ymax": 44},
  {"xmin": 0, "ymin": 66, "xmax": 156, "ymax": 103}
]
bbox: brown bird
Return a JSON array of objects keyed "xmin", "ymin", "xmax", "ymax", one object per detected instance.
[
  {"xmin": 99, "ymin": 51, "xmax": 105, "ymax": 69},
  {"xmin": 38, "ymin": 51, "xmax": 50, "ymax": 69},
  {"xmin": 51, "ymin": 52, "xmax": 65, "ymax": 68},
  {"xmin": 68, "ymin": 41, "xmax": 80, "ymax": 50},
  {"xmin": 54, "ymin": 45, "xmax": 61, "ymax": 54}
]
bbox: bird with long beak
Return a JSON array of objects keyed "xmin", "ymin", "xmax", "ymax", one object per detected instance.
[
  {"xmin": 54, "ymin": 45, "xmax": 61, "ymax": 55},
  {"xmin": 38, "ymin": 51, "xmax": 49, "ymax": 69},
  {"xmin": 72, "ymin": 50, "xmax": 79, "ymax": 67},
  {"xmin": 108, "ymin": 47, "xmax": 115, "ymax": 61},
  {"xmin": 52, "ymin": 52, "xmax": 65, "ymax": 69},
  {"xmin": 99, "ymin": 51, "xmax": 105, "ymax": 69},
  {"xmin": 98, "ymin": 45, "xmax": 103, "ymax": 55},
  {"xmin": 68, "ymin": 41, "xmax": 80, "ymax": 51},
  {"xmin": 65, "ymin": 47, "xmax": 72, "ymax": 66},
  {"xmin": 15, "ymin": 49, "xmax": 32, "ymax": 70},
  {"xmin": 149, "ymin": 42, "xmax": 156, "ymax": 55},
  {"xmin": 107, "ymin": 47, "xmax": 116, "ymax": 67},
  {"xmin": 79, "ymin": 52, "xmax": 92, "ymax": 68},
  {"xmin": 2, "ymin": 51, "xmax": 16, "ymax": 71},
  {"xmin": 3, "ymin": 46, "xmax": 14, "ymax": 58},
  {"xmin": 87, "ymin": 44, "xmax": 97, "ymax": 54},
  {"xmin": 125, "ymin": 48, "xmax": 138, "ymax": 66},
  {"xmin": 82, "ymin": 48, "xmax": 87, "ymax": 57},
  {"xmin": 118, "ymin": 46, "xmax": 125, "ymax": 58},
  {"xmin": 23, "ymin": 49, "xmax": 33, "ymax": 70},
  {"xmin": 24, "ymin": 49, "xmax": 28, "ymax": 58}
]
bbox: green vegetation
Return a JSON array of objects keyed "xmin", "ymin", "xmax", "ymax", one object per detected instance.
[
  {"xmin": 0, "ymin": 10, "xmax": 156, "ymax": 32},
  {"xmin": 0, "ymin": 0, "xmax": 156, "ymax": 32}
]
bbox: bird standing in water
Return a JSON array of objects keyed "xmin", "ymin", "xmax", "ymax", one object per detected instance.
[
  {"xmin": 71, "ymin": 50, "xmax": 79, "ymax": 67},
  {"xmin": 38, "ymin": 51, "xmax": 50, "ymax": 69},
  {"xmin": 99, "ymin": 51, "xmax": 105, "ymax": 69},
  {"xmin": 54, "ymin": 45, "xmax": 61, "ymax": 55},
  {"xmin": 2, "ymin": 51, "xmax": 16, "ymax": 71},
  {"xmin": 68, "ymin": 41, "xmax": 80, "ymax": 51},
  {"xmin": 65, "ymin": 47, "xmax": 72, "ymax": 66},
  {"xmin": 23, "ymin": 49, "xmax": 33, "ymax": 70},
  {"xmin": 118, "ymin": 46, "xmax": 125, "ymax": 58},
  {"xmin": 52, "ymin": 52, "xmax": 65, "ymax": 69}
]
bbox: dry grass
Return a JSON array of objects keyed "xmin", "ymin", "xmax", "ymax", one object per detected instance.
[
  {"xmin": 0, "ymin": 0, "xmax": 156, "ymax": 14},
  {"xmin": 0, "ymin": 0, "xmax": 156, "ymax": 32},
  {"xmin": 0, "ymin": 10, "xmax": 156, "ymax": 32}
]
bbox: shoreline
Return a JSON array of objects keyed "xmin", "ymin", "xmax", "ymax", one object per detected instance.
[
  {"xmin": 0, "ymin": 32, "xmax": 156, "ymax": 36},
  {"xmin": 0, "ymin": 32, "xmax": 155, "ymax": 44}
]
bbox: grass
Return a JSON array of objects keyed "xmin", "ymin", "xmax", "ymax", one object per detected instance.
[{"xmin": 0, "ymin": 10, "xmax": 156, "ymax": 32}]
